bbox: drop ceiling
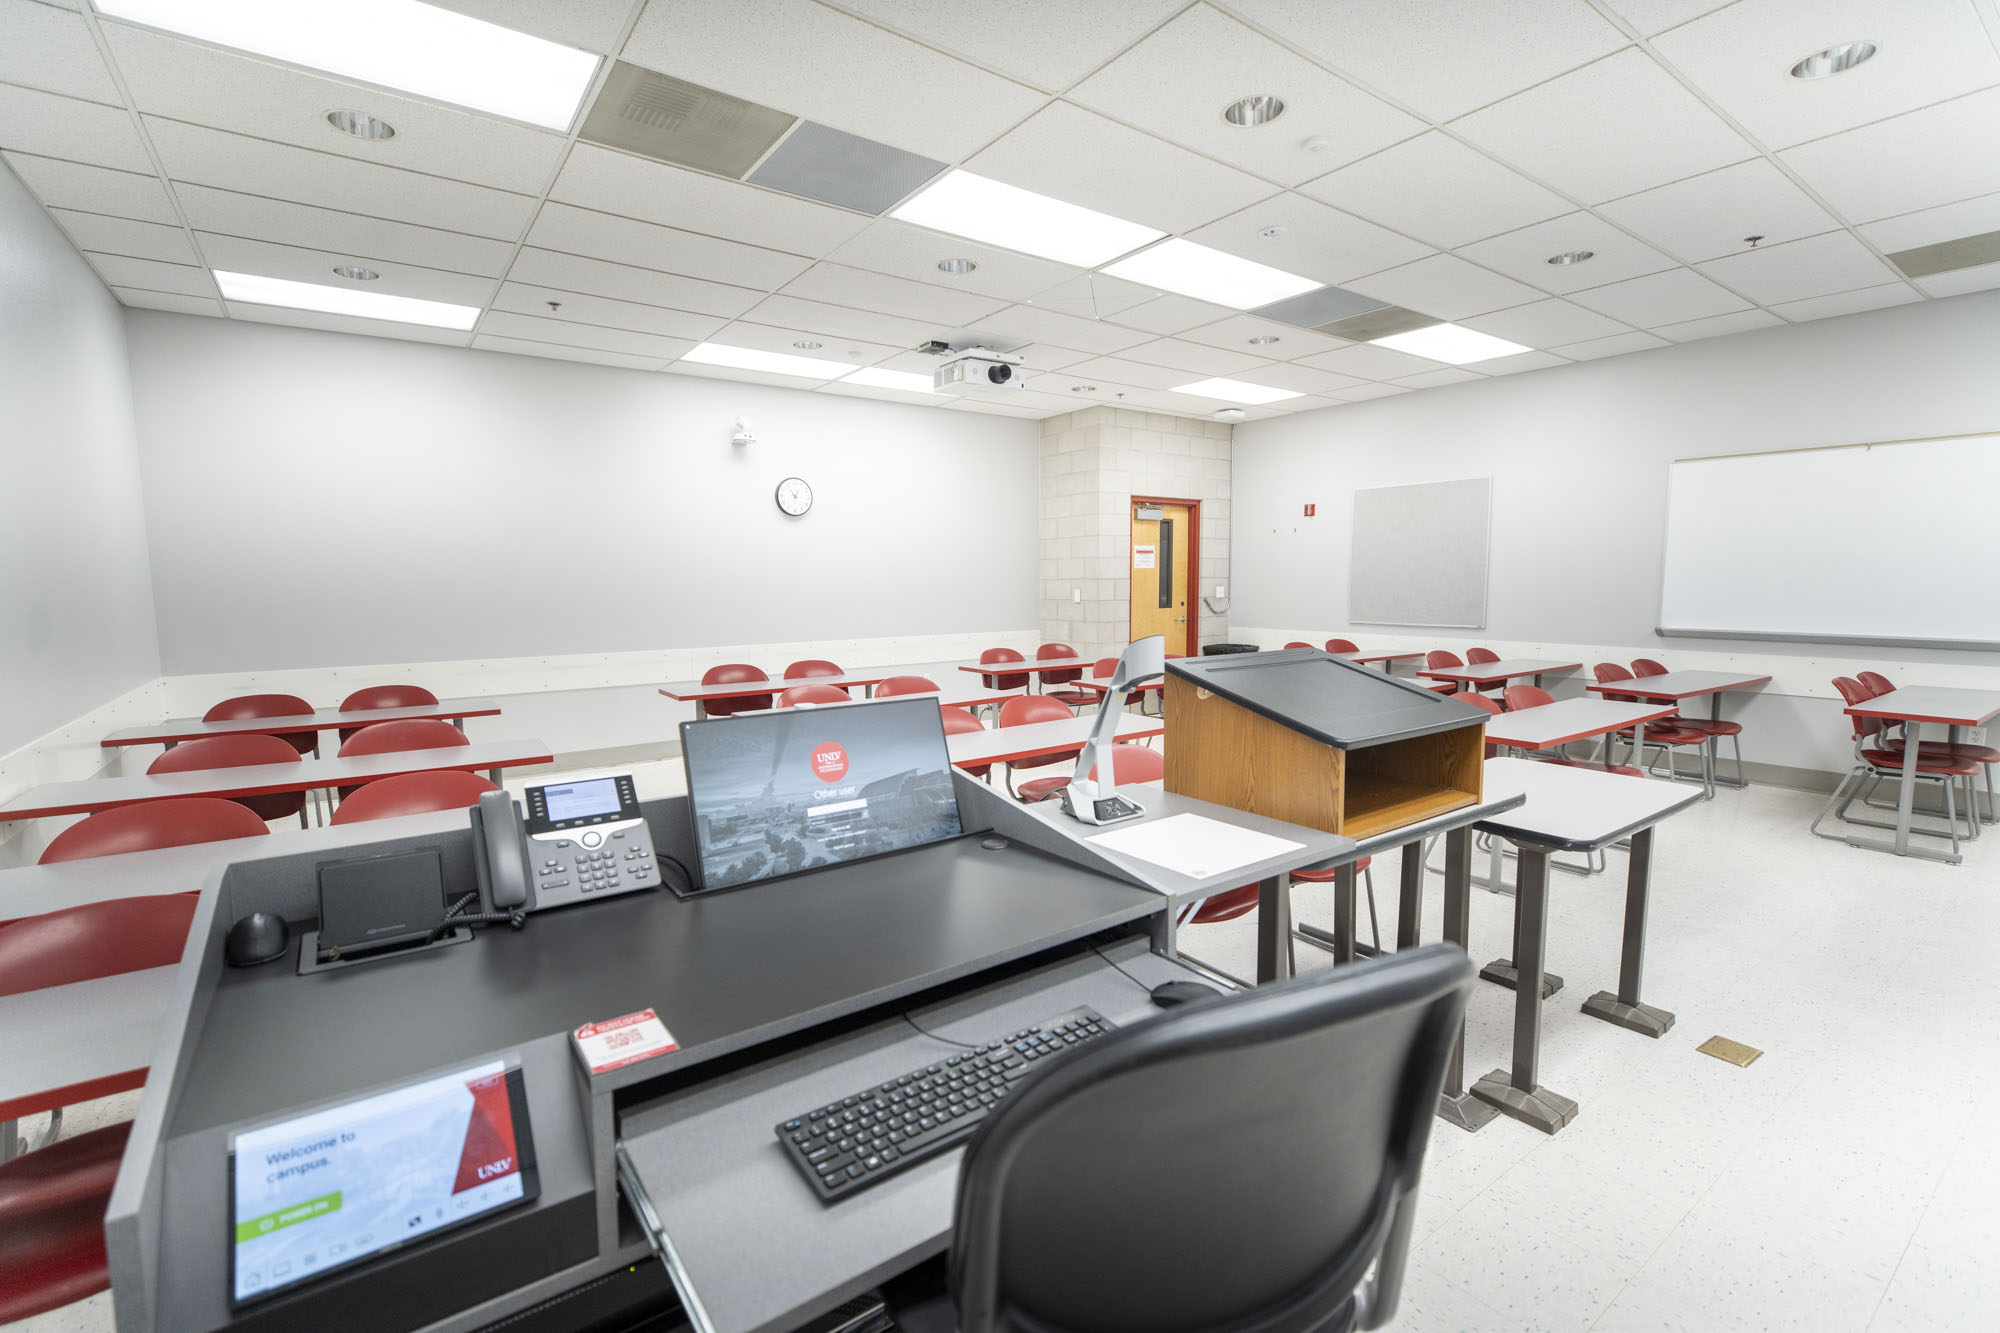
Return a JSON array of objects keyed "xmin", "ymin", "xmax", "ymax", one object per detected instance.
[{"xmin": 4, "ymin": 0, "xmax": 1999, "ymax": 423}]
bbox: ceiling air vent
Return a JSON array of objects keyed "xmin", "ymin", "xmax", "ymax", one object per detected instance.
[
  {"xmin": 748, "ymin": 121, "xmax": 946, "ymax": 215},
  {"xmin": 1887, "ymin": 229, "xmax": 2000, "ymax": 279},
  {"xmin": 579, "ymin": 63, "xmax": 795, "ymax": 178},
  {"xmin": 1252, "ymin": 285, "xmax": 1442, "ymax": 341}
]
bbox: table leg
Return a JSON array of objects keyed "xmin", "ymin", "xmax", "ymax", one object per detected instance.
[
  {"xmin": 1255, "ymin": 875, "xmax": 1292, "ymax": 984},
  {"xmin": 1582, "ymin": 827, "xmax": 1674, "ymax": 1036},
  {"xmin": 1397, "ymin": 841, "xmax": 1423, "ymax": 949},
  {"xmin": 1333, "ymin": 862, "xmax": 1356, "ymax": 964},
  {"xmin": 1893, "ymin": 720, "xmax": 1922, "ymax": 855},
  {"xmin": 1437, "ymin": 827, "xmax": 1498, "ymax": 1132},
  {"xmin": 1472, "ymin": 847, "xmax": 1578, "ymax": 1134},
  {"xmin": 694, "ymin": 701, "xmax": 710, "ymax": 721},
  {"xmin": 1, "ymin": 1118, "xmax": 19, "ymax": 1163},
  {"xmin": 488, "ymin": 768, "xmax": 502, "ymax": 787}
]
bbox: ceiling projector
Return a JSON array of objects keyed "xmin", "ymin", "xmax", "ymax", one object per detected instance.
[{"xmin": 933, "ymin": 348, "xmax": 1026, "ymax": 393}]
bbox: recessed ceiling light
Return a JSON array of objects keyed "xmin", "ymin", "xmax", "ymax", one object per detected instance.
[
  {"xmin": 214, "ymin": 270, "xmax": 478, "ymax": 329},
  {"xmin": 1546, "ymin": 250, "xmax": 1594, "ymax": 266},
  {"xmin": 331, "ymin": 265, "xmax": 379, "ymax": 281},
  {"xmin": 1223, "ymin": 95, "xmax": 1286, "ymax": 127},
  {"xmin": 1215, "ymin": 408, "xmax": 1248, "ymax": 422},
  {"xmin": 324, "ymin": 109, "xmax": 395, "ymax": 140},
  {"xmin": 1248, "ymin": 334, "xmax": 1281, "ymax": 346},
  {"xmin": 792, "ymin": 339, "xmax": 822, "ymax": 350},
  {"xmin": 1103, "ymin": 238, "xmax": 1318, "ymax": 310},
  {"xmin": 1369, "ymin": 323, "xmax": 1530, "ymax": 365},
  {"xmin": 1790, "ymin": 41, "xmax": 1877, "ymax": 79},
  {"xmin": 94, "ymin": 0, "xmax": 601, "ymax": 129},
  {"xmin": 1170, "ymin": 377, "xmax": 1303, "ymax": 406},
  {"xmin": 891, "ymin": 170, "xmax": 1164, "ymax": 268},
  {"xmin": 936, "ymin": 258, "xmax": 978, "ymax": 275},
  {"xmin": 681, "ymin": 342, "xmax": 855, "ymax": 379},
  {"xmin": 841, "ymin": 367, "xmax": 936, "ymax": 394}
]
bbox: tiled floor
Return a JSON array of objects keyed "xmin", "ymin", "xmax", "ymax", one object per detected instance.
[{"xmin": 15, "ymin": 778, "xmax": 1995, "ymax": 1331}]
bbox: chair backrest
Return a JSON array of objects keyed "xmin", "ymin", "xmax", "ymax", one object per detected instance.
[
  {"xmin": 0, "ymin": 894, "xmax": 200, "ymax": 995},
  {"xmin": 1630, "ymin": 659, "xmax": 1668, "ymax": 678},
  {"xmin": 1593, "ymin": 661, "xmax": 1638, "ymax": 704},
  {"xmin": 1458, "ymin": 692, "xmax": 1502, "ymax": 716},
  {"xmin": 1833, "ymin": 677, "xmax": 1882, "ymax": 740},
  {"xmin": 1504, "ymin": 684, "xmax": 1554, "ymax": 712},
  {"xmin": 1325, "ymin": 639, "xmax": 1359, "ymax": 654},
  {"xmin": 978, "ymin": 648, "xmax": 1029, "ymax": 692},
  {"xmin": 147, "ymin": 732, "xmax": 302, "ymax": 775},
  {"xmin": 203, "ymin": 693, "xmax": 317, "ymax": 756},
  {"xmin": 940, "ymin": 707, "xmax": 986, "ymax": 737},
  {"xmin": 998, "ymin": 695, "xmax": 1074, "ymax": 728},
  {"xmin": 784, "ymin": 659, "xmax": 842, "ymax": 681},
  {"xmin": 337, "ymin": 684, "xmax": 442, "ymax": 742},
  {"xmin": 331, "ymin": 771, "xmax": 498, "ymax": 825},
  {"xmin": 874, "ymin": 675, "xmax": 940, "ymax": 698},
  {"xmin": 1284, "ymin": 641, "xmax": 1314, "ymax": 650},
  {"xmin": 1037, "ymin": 643, "xmax": 1082, "ymax": 686},
  {"xmin": 702, "ymin": 663, "xmax": 774, "ymax": 717},
  {"xmin": 1465, "ymin": 648, "xmax": 1499, "ymax": 664},
  {"xmin": 1091, "ymin": 657, "xmax": 1118, "ymax": 680},
  {"xmin": 1426, "ymin": 650, "xmax": 1462, "ymax": 670},
  {"xmin": 1857, "ymin": 671, "xmax": 1894, "ymax": 696},
  {"xmin": 337, "ymin": 719, "xmax": 468, "ymax": 757},
  {"xmin": 778, "ymin": 683, "xmax": 851, "ymax": 707},
  {"xmin": 38, "ymin": 797, "xmax": 269, "ymax": 864},
  {"xmin": 1090, "ymin": 744, "xmax": 1165, "ymax": 786},
  {"xmin": 948, "ymin": 946, "xmax": 1475, "ymax": 1333}
]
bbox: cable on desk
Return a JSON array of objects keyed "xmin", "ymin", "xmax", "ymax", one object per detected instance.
[
  {"xmin": 653, "ymin": 849, "xmax": 698, "ymax": 898},
  {"xmin": 899, "ymin": 1014, "xmax": 979, "ymax": 1050},
  {"xmin": 426, "ymin": 891, "xmax": 525, "ymax": 943}
]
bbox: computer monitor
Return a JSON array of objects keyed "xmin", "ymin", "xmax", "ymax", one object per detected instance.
[{"xmin": 679, "ymin": 697, "xmax": 964, "ymax": 892}]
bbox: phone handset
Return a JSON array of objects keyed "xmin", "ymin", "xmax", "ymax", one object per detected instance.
[{"xmin": 474, "ymin": 788, "xmax": 534, "ymax": 912}]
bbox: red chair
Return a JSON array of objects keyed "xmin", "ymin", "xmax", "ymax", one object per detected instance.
[
  {"xmin": 1425, "ymin": 650, "xmax": 1463, "ymax": 693},
  {"xmin": 700, "ymin": 664, "xmax": 773, "ymax": 718},
  {"xmin": 148, "ymin": 732, "xmax": 307, "ymax": 826},
  {"xmin": 203, "ymin": 693, "xmax": 317, "ymax": 757},
  {"xmin": 1814, "ymin": 678, "xmax": 1979, "ymax": 853},
  {"xmin": 336, "ymin": 684, "xmax": 440, "ymax": 744},
  {"xmin": 1631, "ymin": 659, "xmax": 1668, "ymax": 678},
  {"xmin": 1457, "ymin": 691, "xmax": 1503, "ymax": 759},
  {"xmin": 1284, "ymin": 641, "xmax": 1314, "ymax": 650},
  {"xmin": 0, "ymin": 1120, "xmax": 133, "ymax": 1322},
  {"xmin": 1502, "ymin": 683, "xmax": 1554, "ymax": 712},
  {"xmin": 1634, "ymin": 659, "xmax": 1746, "ymax": 787},
  {"xmin": 975, "ymin": 648, "xmax": 1030, "ymax": 693},
  {"xmin": 1017, "ymin": 740, "xmax": 1164, "ymax": 804},
  {"xmin": 38, "ymin": 797, "xmax": 268, "ymax": 863},
  {"xmin": 1465, "ymin": 648, "xmax": 1499, "ymax": 664},
  {"xmin": 997, "ymin": 695, "xmax": 1078, "ymax": 799},
  {"xmin": 778, "ymin": 684, "xmax": 851, "ymax": 708},
  {"xmin": 1035, "ymin": 643, "xmax": 1097, "ymax": 710},
  {"xmin": 784, "ymin": 659, "xmax": 843, "ymax": 681},
  {"xmin": 331, "ymin": 771, "xmax": 498, "ymax": 824},
  {"xmin": 336, "ymin": 719, "xmax": 469, "ymax": 799},
  {"xmin": 1183, "ymin": 858, "xmax": 1379, "ymax": 963},
  {"xmin": 1592, "ymin": 664, "xmax": 1713, "ymax": 789},
  {"xmin": 940, "ymin": 706, "xmax": 991, "ymax": 781},
  {"xmin": 875, "ymin": 675, "xmax": 939, "ymax": 697},
  {"xmin": 1325, "ymin": 639, "xmax": 1359, "ymax": 654},
  {"xmin": 1858, "ymin": 673, "xmax": 1998, "ymax": 824}
]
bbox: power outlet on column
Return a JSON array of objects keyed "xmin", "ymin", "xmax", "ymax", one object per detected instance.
[{"xmin": 1969, "ymin": 727, "xmax": 1988, "ymax": 747}]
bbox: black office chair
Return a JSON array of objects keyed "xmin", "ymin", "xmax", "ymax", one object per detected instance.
[{"xmin": 896, "ymin": 945, "xmax": 1474, "ymax": 1333}]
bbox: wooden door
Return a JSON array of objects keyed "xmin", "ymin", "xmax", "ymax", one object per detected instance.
[{"xmin": 1129, "ymin": 499, "xmax": 1197, "ymax": 656}]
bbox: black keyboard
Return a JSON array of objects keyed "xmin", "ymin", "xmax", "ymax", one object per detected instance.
[{"xmin": 776, "ymin": 1007, "xmax": 1115, "ymax": 1203}]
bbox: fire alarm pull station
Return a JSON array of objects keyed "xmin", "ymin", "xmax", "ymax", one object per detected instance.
[{"xmin": 1303, "ymin": 503, "xmax": 1317, "ymax": 517}]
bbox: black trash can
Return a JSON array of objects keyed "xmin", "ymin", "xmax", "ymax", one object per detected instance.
[{"xmin": 1200, "ymin": 642, "xmax": 1260, "ymax": 655}]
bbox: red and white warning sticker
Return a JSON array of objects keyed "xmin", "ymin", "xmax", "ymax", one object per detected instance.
[{"xmin": 573, "ymin": 1008, "xmax": 679, "ymax": 1075}]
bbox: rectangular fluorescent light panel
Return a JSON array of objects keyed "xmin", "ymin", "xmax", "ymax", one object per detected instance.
[
  {"xmin": 841, "ymin": 367, "xmax": 936, "ymax": 394},
  {"xmin": 681, "ymin": 342, "xmax": 856, "ymax": 379},
  {"xmin": 891, "ymin": 170, "xmax": 1164, "ymax": 268},
  {"xmin": 1104, "ymin": 238, "xmax": 1320, "ymax": 310},
  {"xmin": 93, "ymin": 0, "xmax": 600, "ymax": 130},
  {"xmin": 1170, "ymin": 377, "xmax": 1303, "ymax": 406},
  {"xmin": 1369, "ymin": 322, "xmax": 1531, "ymax": 365},
  {"xmin": 214, "ymin": 270, "xmax": 479, "ymax": 329}
]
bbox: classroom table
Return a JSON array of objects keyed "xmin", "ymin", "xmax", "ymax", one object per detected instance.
[
  {"xmin": 0, "ymin": 965, "xmax": 174, "ymax": 1160},
  {"xmin": 1840, "ymin": 686, "xmax": 2000, "ymax": 864},
  {"xmin": 1417, "ymin": 658, "xmax": 1583, "ymax": 689},
  {"xmin": 1484, "ymin": 699, "xmax": 1676, "ymax": 757},
  {"xmin": 99, "ymin": 699, "xmax": 501, "ymax": 749},
  {"xmin": 944, "ymin": 713, "xmax": 1162, "ymax": 770},
  {"xmin": 952, "ymin": 653, "xmax": 1088, "ymax": 692},
  {"xmin": 1339, "ymin": 650, "xmax": 1427, "ymax": 671},
  {"xmin": 1585, "ymin": 670, "xmax": 1770, "ymax": 790},
  {"xmin": 0, "ymin": 739, "xmax": 554, "ymax": 822},
  {"xmin": 765, "ymin": 685, "xmax": 1018, "ymax": 713},
  {"xmin": 660, "ymin": 668, "xmax": 927, "ymax": 718}
]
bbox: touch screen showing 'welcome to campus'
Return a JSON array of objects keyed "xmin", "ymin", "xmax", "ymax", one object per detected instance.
[{"xmin": 229, "ymin": 1060, "xmax": 536, "ymax": 1305}]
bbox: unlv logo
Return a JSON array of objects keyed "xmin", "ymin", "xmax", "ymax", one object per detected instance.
[{"xmin": 811, "ymin": 743, "xmax": 849, "ymax": 781}]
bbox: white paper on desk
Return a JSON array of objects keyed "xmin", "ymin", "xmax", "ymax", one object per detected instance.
[{"xmin": 1087, "ymin": 813, "xmax": 1305, "ymax": 879}]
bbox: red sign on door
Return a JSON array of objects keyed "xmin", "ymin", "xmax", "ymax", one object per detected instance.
[{"xmin": 811, "ymin": 743, "xmax": 849, "ymax": 781}]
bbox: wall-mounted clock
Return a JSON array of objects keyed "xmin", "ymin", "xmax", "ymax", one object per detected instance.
[{"xmin": 775, "ymin": 476, "xmax": 813, "ymax": 516}]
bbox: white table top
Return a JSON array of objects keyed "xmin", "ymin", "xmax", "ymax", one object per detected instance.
[
  {"xmin": 1474, "ymin": 756, "xmax": 1703, "ymax": 852},
  {"xmin": 1585, "ymin": 670, "xmax": 1771, "ymax": 701},
  {"xmin": 659, "ymin": 668, "xmax": 916, "ymax": 700},
  {"xmin": 1343, "ymin": 650, "xmax": 1427, "ymax": 663},
  {"xmin": 0, "ymin": 965, "xmax": 174, "ymax": 1116},
  {"xmin": 945, "ymin": 713, "xmax": 1163, "ymax": 767},
  {"xmin": 1417, "ymin": 658, "xmax": 1583, "ymax": 683},
  {"xmin": 1843, "ymin": 686, "xmax": 2000, "ymax": 728},
  {"xmin": 100, "ymin": 699, "xmax": 499, "ymax": 747},
  {"xmin": 767, "ymin": 686, "xmax": 1017, "ymax": 712},
  {"xmin": 952, "ymin": 654, "xmax": 1090, "ymax": 676},
  {"xmin": 1484, "ymin": 699, "xmax": 1678, "ymax": 750}
]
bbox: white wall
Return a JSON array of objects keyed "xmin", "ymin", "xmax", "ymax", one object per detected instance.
[
  {"xmin": 123, "ymin": 312, "xmax": 1041, "ymax": 675},
  {"xmin": 0, "ymin": 160, "xmax": 159, "ymax": 757}
]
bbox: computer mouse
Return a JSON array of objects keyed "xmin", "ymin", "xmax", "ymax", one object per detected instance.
[
  {"xmin": 1151, "ymin": 980, "xmax": 1223, "ymax": 1008},
  {"xmin": 225, "ymin": 911, "xmax": 289, "ymax": 967}
]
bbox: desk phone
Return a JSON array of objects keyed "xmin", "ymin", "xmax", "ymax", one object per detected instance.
[{"xmin": 473, "ymin": 775, "xmax": 659, "ymax": 913}]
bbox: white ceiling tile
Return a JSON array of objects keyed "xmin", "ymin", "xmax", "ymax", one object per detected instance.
[
  {"xmin": 937, "ymin": 395, "xmax": 1059, "ymax": 418},
  {"xmin": 738, "ymin": 293, "xmax": 936, "ymax": 347},
  {"xmin": 702, "ymin": 320, "xmax": 900, "ymax": 366},
  {"xmin": 112, "ymin": 286, "xmax": 222, "ymax": 316},
  {"xmin": 1780, "ymin": 87, "xmax": 2000, "ymax": 222},
  {"xmin": 1568, "ymin": 267, "xmax": 1750, "ymax": 324},
  {"xmin": 50, "ymin": 207, "xmax": 194, "ymax": 264},
  {"xmin": 1069, "ymin": 5, "xmax": 1423, "ymax": 186},
  {"xmin": 173, "ymin": 184, "xmax": 516, "ymax": 276},
  {"xmin": 196, "ymin": 232, "xmax": 499, "ymax": 305},
  {"xmin": 1859, "ymin": 193, "xmax": 2000, "ymax": 255},
  {"xmin": 1059, "ymin": 356, "xmax": 1195, "ymax": 392},
  {"xmin": 476, "ymin": 310, "xmax": 692, "ymax": 360},
  {"xmin": 1451, "ymin": 48, "xmax": 1756, "ymax": 204},
  {"xmin": 428, "ymin": 0, "xmax": 638, "ymax": 53},
  {"xmin": 1476, "ymin": 349, "xmax": 1571, "ymax": 375},
  {"xmin": 1185, "ymin": 190, "xmax": 1433, "ymax": 286},
  {"xmin": 1456, "ymin": 212, "xmax": 1676, "ymax": 294},
  {"xmin": 819, "ymin": 380, "xmax": 946, "ymax": 408},
  {"xmin": 1300, "ymin": 132, "xmax": 1573, "ymax": 250},
  {"xmin": 822, "ymin": 0, "xmax": 1186, "ymax": 91},
  {"xmin": 1651, "ymin": 0, "xmax": 2000, "ymax": 149},
  {"xmin": 1026, "ymin": 273, "xmax": 1158, "ymax": 320},
  {"xmin": 1460, "ymin": 297, "xmax": 1632, "ymax": 347},
  {"xmin": 1595, "ymin": 0, "xmax": 1735, "ymax": 37},
  {"xmin": 100, "ymin": 24, "xmax": 568, "ymax": 194},
  {"xmin": 1178, "ymin": 314, "xmax": 1351, "ymax": 361},
  {"xmin": 471, "ymin": 334, "xmax": 664, "ymax": 371},
  {"xmin": 666, "ymin": 360, "xmax": 841, "ymax": 390},
  {"xmin": 0, "ymin": 0, "xmax": 121, "ymax": 101},
  {"xmin": 873, "ymin": 344, "xmax": 1093, "ymax": 376},
  {"xmin": 1226, "ymin": 361, "xmax": 1365, "ymax": 394},
  {"xmin": 1342, "ymin": 253, "xmax": 1545, "ymax": 320},
  {"xmin": 623, "ymin": 0, "xmax": 1045, "ymax": 162},
  {"xmin": 1116, "ymin": 338, "xmax": 1266, "ymax": 376},
  {"xmin": 0, "ymin": 83, "xmax": 154, "ymax": 173},
  {"xmin": 1551, "ymin": 329, "xmax": 1671, "ymax": 359},
  {"xmin": 780, "ymin": 261, "xmax": 1006, "ymax": 327},
  {"xmin": 1769, "ymin": 282, "xmax": 1922, "ymax": 322},
  {"xmin": 1222, "ymin": 0, "xmax": 1629, "ymax": 122},
  {"xmin": 83, "ymin": 251, "xmax": 212, "ymax": 297},
  {"xmin": 528, "ymin": 201, "xmax": 812, "ymax": 290},
  {"xmin": 1106, "ymin": 294, "xmax": 1239, "ymax": 335},
  {"xmin": 491, "ymin": 282, "xmax": 724, "ymax": 341},
  {"xmin": 143, "ymin": 118, "xmax": 538, "ymax": 240},
  {"xmin": 967, "ymin": 302, "xmax": 1158, "ymax": 356},
  {"xmin": 1327, "ymin": 382, "xmax": 1410, "ymax": 401},
  {"xmin": 825, "ymin": 219, "xmax": 1080, "ymax": 301},
  {"xmin": 966, "ymin": 101, "xmax": 1273, "ymax": 235},
  {"xmin": 1916, "ymin": 261, "xmax": 2000, "ymax": 297},
  {"xmin": 1695, "ymin": 229, "xmax": 1896, "ymax": 305},
  {"xmin": 1, "ymin": 151, "xmax": 177, "ymax": 223},
  {"xmin": 506, "ymin": 247, "xmax": 763, "ymax": 319},
  {"xmin": 224, "ymin": 301, "xmax": 472, "ymax": 345},
  {"xmin": 1596, "ymin": 158, "xmax": 1842, "ymax": 264},
  {"xmin": 1391, "ymin": 367, "xmax": 1485, "ymax": 388},
  {"xmin": 549, "ymin": 144, "xmax": 868, "ymax": 258},
  {"xmin": 1294, "ymin": 342, "xmax": 1439, "ymax": 380},
  {"xmin": 1651, "ymin": 308, "xmax": 1785, "ymax": 341}
]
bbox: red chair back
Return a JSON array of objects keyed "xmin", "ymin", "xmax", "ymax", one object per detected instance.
[
  {"xmin": 701, "ymin": 664, "xmax": 773, "ymax": 717},
  {"xmin": 1085, "ymin": 744, "xmax": 1165, "ymax": 785},
  {"xmin": 1187, "ymin": 884, "xmax": 1260, "ymax": 925},
  {"xmin": 338, "ymin": 719, "xmax": 467, "ymax": 757},
  {"xmin": 1857, "ymin": 671, "xmax": 1894, "ymax": 696},
  {"xmin": 978, "ymin": 648, "xmax": 1029, "ymax": 692},
  {"xmin": 1466, "ymin": 648, "xmax": 1499, "ymax": 664},
  {"xmin": 997, "ymin": 694, "xmax": 1076, "ymax": 772},
  {"xmin": 1593, "ymin": 662, "xmax": 1639, "ymax": 704},
  {"xmin": 941, "ymin": 706, "xmax": 990, "ymax": 778},
  {"xmin": 1325, "ymin": 639, "xmax": 1359, "ymax": 654},
  {"xmin": 0, "ymin": 895, "xmax": 199, "ymax": 996},
  {"xmin": 778, "ymin": 684, "xmax": 851, "ymax": 707},
  {"xmin": 1284, "ymin": 641, "xmax": 1314, "ymax": 650},
  {"xmin": 1504, "ymin": 684, "xmax": 1554, "ymax": 711},
  {"xmin": 1426, "ymin": 650, "xmax": 1463, "ymax": 670},
  {"xmin": 784, "ymin": 659, "xmax": 842, "ymax": 681},
  {"xmin": 874, "ymin": 675, "xmax": 939, "ymax": 697},
  {"xmin": 332, "ymin": 771, "xmax": 498, "ymax": 824},
  {"xmin": 1455, "ymin": 691, "xmax": 1503, "ymax": 757},
  {"xmin": 1630, "ymin": 659, "xmax": 1668, "ymax": 678},
  {"xmin": 1833, "ymin": 676, "xmax": 1882, "ymax": 740},
  {"xmin": 203, "ymin": 693, "xmax": 317, "ymax": 756},
  {"xmin": 337, "ymin": 684, "xmax": 441, "ymax": 743},
  {"xmin": 38, "ymin": 797, "xmax": 269, "ymax": 864},
  {"xmin": 1037, "ymin": 643, "xmax": 1083, "ymax": 686},
  {"xmin": 1092, "ymin": 658, "xmax": 1118, "ymax": 679},
  {"xmin": 147, "ymin": 733, "xmax": 306, "ymax": 823}
]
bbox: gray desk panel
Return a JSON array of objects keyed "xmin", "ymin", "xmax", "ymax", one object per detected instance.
[
  {"xmin": 1483, "ymin": 700, "xmax": 1675, "ymax": 751},
  {"xmin": 0, "ymin": 965, "xmax": 172, "ymax": 1112},
  {"xmin": 102, "ymin": 701, "xmax": 500, "ymax": 748},
  {"xmin": 1474, "ymin": 758, "xmax": 1703, "ymax": 852},
  {"xmin": 1587, "ymin": 670, "xmax": 1769, "ymax": 701},
  {"xmin": 1844, "ymin": 686, "xmax": 2000, "ymax": 727}
]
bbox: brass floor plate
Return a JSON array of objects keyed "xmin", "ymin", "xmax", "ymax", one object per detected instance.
[{"xmin": 1698, "ymin": 1035, "xmax": 1763, "ymax": 1067}]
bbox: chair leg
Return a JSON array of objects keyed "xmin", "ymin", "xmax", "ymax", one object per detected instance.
[
  {"xmin": 1945, "ymin": 779, "xmax": 1962, "ymax": 858},
  {"xmin": 1363, "ymin": 866, "xmax": 1380, "ymax": 954},
  {"xmin": 1811, "ymin": 766, "xmax": 1866, "ymax": 839}
]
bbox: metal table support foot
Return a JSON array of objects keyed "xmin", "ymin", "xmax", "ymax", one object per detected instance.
[
  {"xmin": 1437, "ymin": 827, "xmax": 1498, "ymax": 1131},
  {"xmin": 1470, "ymin": 846, "xmax": 1577, "ymax": 1135},
  {"xmin": 1580, "ymin": 828, "xmax": 1676, "ymax": 1038},
  {"xmin": 1479, "ymin": 961, "xmax": 1564, "ymax": 998}
]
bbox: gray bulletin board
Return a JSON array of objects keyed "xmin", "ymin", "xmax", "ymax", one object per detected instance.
[{"xmin": 1349, "ymin": 477, "xmax": 1491, "ymax": 629}]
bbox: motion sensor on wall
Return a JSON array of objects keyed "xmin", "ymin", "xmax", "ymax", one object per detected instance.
[{"xmin": 731, "ymin": 418, "xmax": 755, "ymax": 446}]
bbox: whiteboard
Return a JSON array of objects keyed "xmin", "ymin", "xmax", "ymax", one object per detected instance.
[
  {"xmin": 1350, "ymin": 477, "xmax": 1491, "ymax": 629},
  {"xmin": 1658, "ymin": 434, "xmax": 2000, "ymax": 648}
]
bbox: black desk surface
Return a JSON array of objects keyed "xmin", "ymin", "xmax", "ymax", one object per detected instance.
[{"xmin": 1167, "ymin": 648, "xmax": 1485, "ymax": 748}]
